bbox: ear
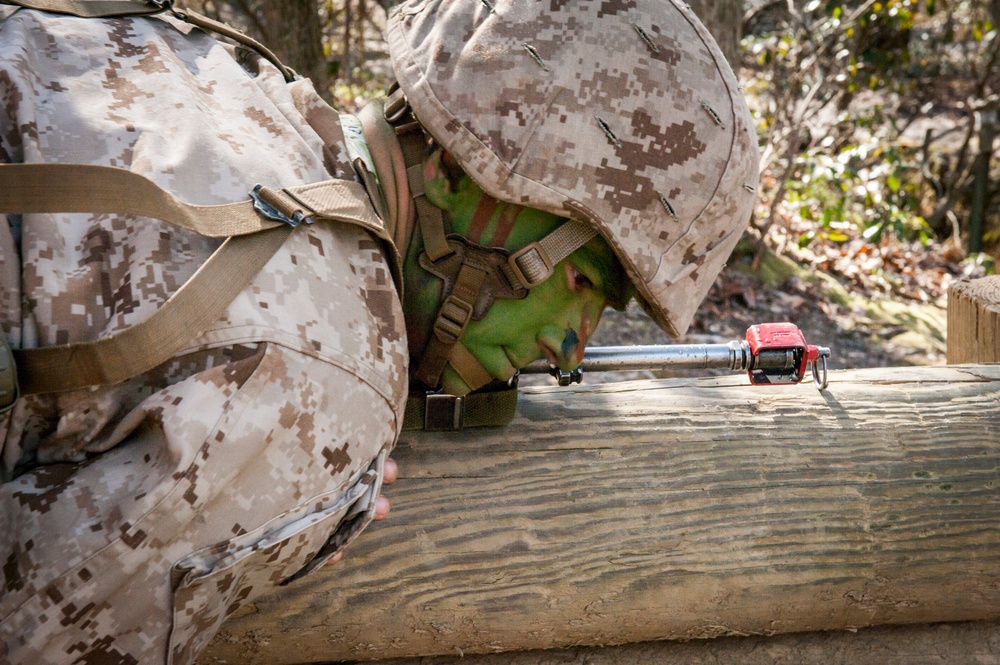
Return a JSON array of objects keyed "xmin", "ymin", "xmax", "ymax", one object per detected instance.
[{"xmin": 439, "ymin": 149, "xmax": 465, "ymax": 186}]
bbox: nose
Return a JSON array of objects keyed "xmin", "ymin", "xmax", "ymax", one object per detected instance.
[{"xmin": 538, "ymin": 302, "xmax": 604, "ymax": 370}]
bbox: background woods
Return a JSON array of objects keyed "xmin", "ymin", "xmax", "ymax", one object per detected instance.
[{"xmin": 196, "ymin": 0, "xmax": 999, "ymax": 368}]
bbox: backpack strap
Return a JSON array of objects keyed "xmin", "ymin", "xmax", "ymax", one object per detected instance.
[
  {"xmin": 0, "ymin": 163, "xmax": 391, "ymax": 396},
  {"xmin": 0, "ymin": 0, "xmax": 161, "ymax": 18},
  {"xmin": 14, "ymin": 228, "xmax": 292, "ymax": 395},
  {"xmin": 0, "ymin": 0, "xmax": 296, "ymax": 82}
]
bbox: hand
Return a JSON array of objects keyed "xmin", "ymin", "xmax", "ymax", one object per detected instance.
[{"xmin": 325, "ymin": 456, "xmax": 398, "ymax": 566}]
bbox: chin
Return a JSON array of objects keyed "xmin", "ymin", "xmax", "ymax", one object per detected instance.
[{"xmin": 439, "ymin": 372, "xmax": 472, "ymax": 397}]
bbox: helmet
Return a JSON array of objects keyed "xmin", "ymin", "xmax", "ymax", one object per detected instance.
[{"xmin": 386, "ymin": 0, "xmax": 759, "ymax": 338}]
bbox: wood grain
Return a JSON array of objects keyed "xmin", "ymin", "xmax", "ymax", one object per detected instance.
[
  {"xmin": 200, "ymin": 365, "xmax": 1000, "ymax": 665},
  {"xmin": 949, "ymin": 276, "xmax": 1000, "ymax": 363}
]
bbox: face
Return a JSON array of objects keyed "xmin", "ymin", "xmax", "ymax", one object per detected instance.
[
  {"xmin": 403, "ymin": 149, "xmax": 631, "ymax": 396},
  {"xmin": 440, "ymin": 236, "xmax": 623, "ymax": 395}
]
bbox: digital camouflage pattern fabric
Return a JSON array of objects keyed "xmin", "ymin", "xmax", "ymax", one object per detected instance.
[
  {"xmin": 387, "ymin": 0, "xmax": 759, "ymax": 338},
  {"xmin": 0, "ymin": 7, "xmax": 406, "ymax": 664}
]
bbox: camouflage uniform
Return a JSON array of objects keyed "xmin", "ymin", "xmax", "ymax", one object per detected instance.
[{"xmin": 0, "ymin": 8, "xmax": 406, "ymax": 664}]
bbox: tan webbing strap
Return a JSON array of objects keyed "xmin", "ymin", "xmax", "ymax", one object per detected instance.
[
  {"xmin": 2, "ymin": 165, "xmax": 391, "ymax": 396},
  {"xmin": 0, "ymin": 164, "xmax": 384, "ymax": 238},
  {"xmin": 0, "ymin": 0, "xmax": 162, "ymax": 18},
  {"xmin": 387, "ymin": 107, "xmax": 454, "ymax": 264},
  {"xmin": 507, "ymin": 219, "xmax": 598, "ymax": 289},
  {"xmin": 175, "ymin": 7, "xmax": 295, "ymax": 83},
  {"xmin": 411, "ymin": 173, "xmax": 452, "ymax": 262},
  {"xmin": 358, "ymin": 101, "xmax": 413, "ymax": 247},
  {"xmin": 412, "ymin": 262, "xmax": 487, "ymax": 388},
  {"xmin": 447, "ymin": 342, "xmax": 494, "ymax": 393},
  {"xmin": 405, "ymin": 159, "xmax": 452, "ymax": 264},
  {"xmin": 0, "ymin": 1, "xmax": 297, "ymax": 83},
  {"xmin": 0, "ymin": 163, "xmax": 281, "ymax": 237},
  {"xmin": 13, "ymin": 227, "xmax": 291, "ymax": 395},
  {"xmin": 402, "ymin": 386, "xmax": 519, "ymax": 431}
]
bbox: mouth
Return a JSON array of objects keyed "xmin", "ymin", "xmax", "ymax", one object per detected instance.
[
  {"xmin": 497, "ymin": 347, "xmax": 520, "ymax": 380},
  {"xmin": 539, "ymin": 344, "xmax": 558, "ymax": 367}
]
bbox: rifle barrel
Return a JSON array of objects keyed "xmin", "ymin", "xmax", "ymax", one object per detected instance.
[{"xmin": 521, "ymin": 342, "xmax": 749, "ymax": 375}]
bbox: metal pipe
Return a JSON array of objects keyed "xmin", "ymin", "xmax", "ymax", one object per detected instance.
[{"xmin": 521, "ymin": 341, "xmax": 751, "ymax": 375}]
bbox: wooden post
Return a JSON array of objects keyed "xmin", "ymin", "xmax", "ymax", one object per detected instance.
[
  {"xmin": 200, "ymin": 366, "xmax": 1000, "ymax": 665},
  {"xmin": 948, "ymin": 275, "xmax": 1000, "ymax": 363}
]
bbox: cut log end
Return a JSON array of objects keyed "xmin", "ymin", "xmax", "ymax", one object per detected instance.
[{"xmin": 948, "ymin": 275, "xmax": 1000, "ymax": 364}]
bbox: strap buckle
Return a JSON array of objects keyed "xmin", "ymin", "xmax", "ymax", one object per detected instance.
[
  {"xmin": 384, "ymin": 87, "xmax": 411, "ymax": 124},
  {"xmin": 508, "ymin": 242, "xmax": 554, "ymax": 290},
  {"xmin": 250, "ymin": 184, "xmax": 306, "ymax": 227},
  {"xmin": 424, "ymin": 393, "xmax": 465, "ymax": 431},
  {"xmin": 434, "ymin": 294, "xmax": 474, "ymax": 343}
]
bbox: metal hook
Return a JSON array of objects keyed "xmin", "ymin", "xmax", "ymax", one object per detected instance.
[{"xmin": 811, "ymin": 354, "xmax": 829, "ymax": 391}]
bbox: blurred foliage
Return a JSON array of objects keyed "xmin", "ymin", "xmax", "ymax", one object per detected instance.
[{"xmin": 744, "ymin": 0, "xmax": 1000, "ymax": 277}]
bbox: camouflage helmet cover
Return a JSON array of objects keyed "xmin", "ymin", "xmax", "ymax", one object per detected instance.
[{"xmin": 386, "ymin": 0, "xmax": 759, "ymax": 338}]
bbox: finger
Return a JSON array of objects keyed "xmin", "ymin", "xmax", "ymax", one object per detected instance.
[
  {"xmin": 374, "ymin": 494, "xmax": 390, "ymax": 520},
  {"xmin": 383, "ymin": 457, "xmax": 398, "ymax": 485},
  {"xmin": 324, "ymin": 551, "xmax": 344, "ymax": 567}
]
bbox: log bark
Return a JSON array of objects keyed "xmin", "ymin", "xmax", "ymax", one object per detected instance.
[
  {"xmin": 948, "ymin": 276, "xmax": 1000, "ymax": 363},
  {"xmin": 200, "ymin": 365, "xmax": 1000, "ymax": 665}
]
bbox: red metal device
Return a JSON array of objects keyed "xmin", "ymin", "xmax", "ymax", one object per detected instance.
[{"xmin": 745, "ymin": 322, "xmax": 826, "ymax": 386}]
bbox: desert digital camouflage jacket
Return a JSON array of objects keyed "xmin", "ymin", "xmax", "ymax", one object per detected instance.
[{"xmin": 0, "ymin": 7, "xmax": 407, "ymax": 664}]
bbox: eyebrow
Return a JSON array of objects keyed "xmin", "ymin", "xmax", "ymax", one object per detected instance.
[{"xmin": 572, "ymin": 240, "xmax": 634, "ymax": 310}]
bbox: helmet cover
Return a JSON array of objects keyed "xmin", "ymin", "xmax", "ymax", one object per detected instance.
[{"xmin": 386, "ymin": 0, "xmax": 759, "ymax": 337}]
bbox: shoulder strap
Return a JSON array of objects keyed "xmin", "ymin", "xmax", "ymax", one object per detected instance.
[
  {"xmin": 0, "ymin": 163, "xmax": 281, "ymax": 237},
  {"xmin": 0, "ymin": 0, "xmax": 161, "ymax": 17},
  {"xmin": 0, "ymin": 0, "xmax": 296, "ymax": 82},
  {"xmin": 1, "ymin": 163, "xmax": 392, "ymax": 396},
  {"xmin": 13, "ymin": 229, "xmax": 290, "ymax": 395}
]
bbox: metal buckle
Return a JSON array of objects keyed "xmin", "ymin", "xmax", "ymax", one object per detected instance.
[
  {"xmin": 434, "ymin": 295, "xmax": 473, "ymax": 343},
  {"xmin": 250, "ymin": 184, "xmax": 306, "ymax": 227},
  {"xmin": 384, "ymin": 87, "xmax": 410, "ymax": 124},
  {"xmin": 508, "ymin": 242, "xmax": 553, "ymax": 290},
  {"xmin": 424, "ymin": 394, "xmax": 465, "ymax": 431}
]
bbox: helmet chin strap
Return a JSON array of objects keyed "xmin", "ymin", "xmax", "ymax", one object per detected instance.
[{"xmin": 359, "ymin": 88, "xmax": 596, "ymax": 393}]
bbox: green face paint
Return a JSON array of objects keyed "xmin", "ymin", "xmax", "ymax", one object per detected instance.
[{"xmin": 402, "ymin": 148, "xmax": 633, "ymax": 396}]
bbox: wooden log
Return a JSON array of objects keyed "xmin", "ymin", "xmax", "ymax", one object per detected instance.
[
  {"xmin": 200, "ymin": 365, "xmax": 1000, "ymax": 665},
  {"xmin": 948, "ymin": 276, "xmax": 1000, "ymax": 363},
  {"xmin": 367, "ymin": 621, "xmax": 1000, "ymax": 665}
]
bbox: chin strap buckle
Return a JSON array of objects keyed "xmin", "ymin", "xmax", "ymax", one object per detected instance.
[{"xmin": 423, "ymin": 393, "xmax": 466, "ymax": 431}]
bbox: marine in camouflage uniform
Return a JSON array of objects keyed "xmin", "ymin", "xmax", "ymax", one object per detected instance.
[
  {"xmin": 0, "ymin": 0, "xmax": 758, "ymax": 663},
  {"xmin": 0, "ymin": 7, "xmax": 406, "ymax": 663}
]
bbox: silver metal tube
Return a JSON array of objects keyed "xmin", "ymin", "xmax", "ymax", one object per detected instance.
[{"xmin": 521, "ymin": 341, "xmax": 750, "ymax": 375}]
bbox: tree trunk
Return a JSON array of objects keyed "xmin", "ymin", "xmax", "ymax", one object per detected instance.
[
  {"xmin": 260, "ymin": 0, "xmax": 329, "ymax": 96},
  {"xmin": 948, "ymin": 275, "xmax": 1000, "ymax": 363},
  {"xmin": 200, "ymin": 365, "xmax": 1000, "ymax": 665},
  {"xmin": 687, "ymin": 0, "xmax": 742, "ymax": 67},
  {"xmin": 222, "ymin": 0, "xmax": 330, "ymax": 98}
]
